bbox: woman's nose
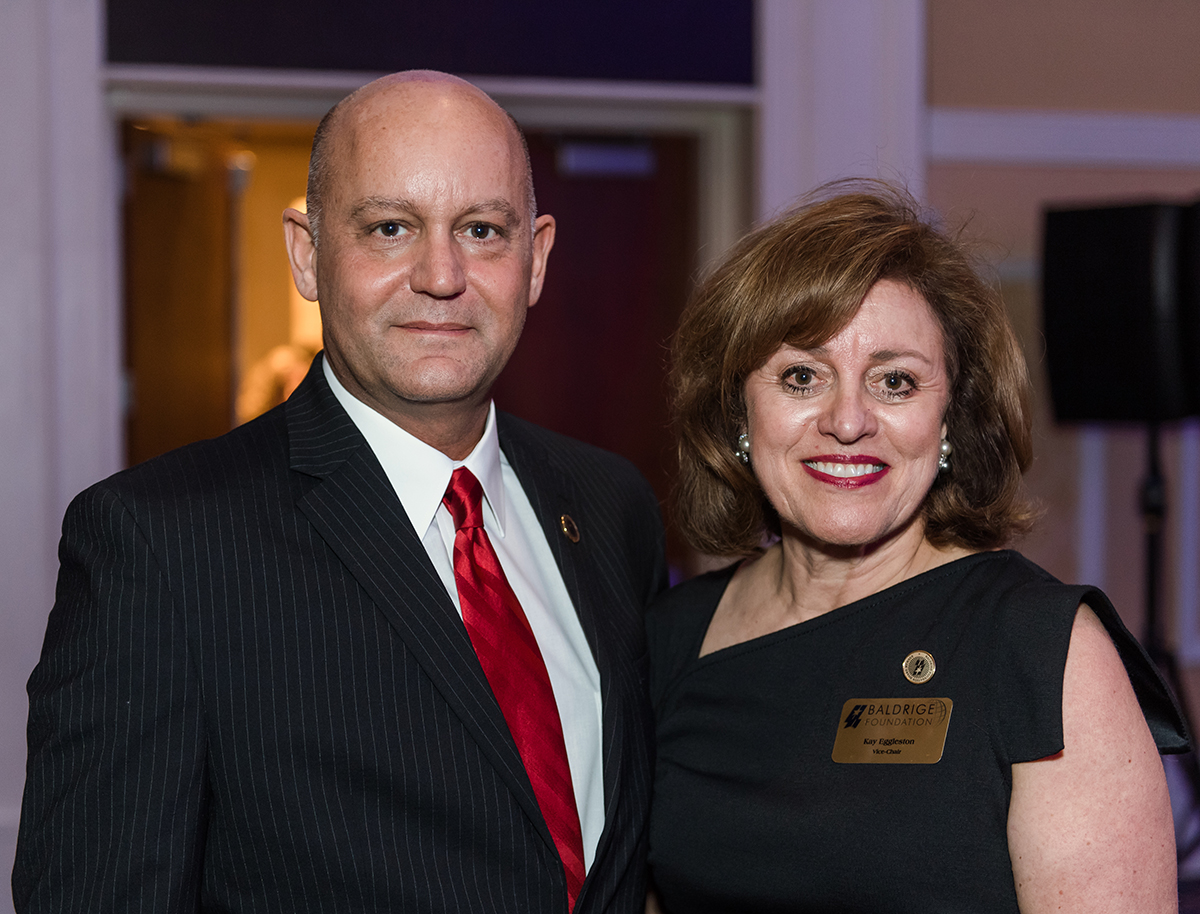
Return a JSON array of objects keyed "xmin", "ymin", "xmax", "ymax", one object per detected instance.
[{"xmin": 817, "ymin": 384, "xmax": 877, "ymax": 443}]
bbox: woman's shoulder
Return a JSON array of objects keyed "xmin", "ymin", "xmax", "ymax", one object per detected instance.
[
  {"xmin": 645, "ymin": 563, "xmax": 739, "ymax": 701},
  {"xmin": 647, "ymin": 563, "xmax": 737, "ymax": 637},
  {"xmin": 647, "ymin": 563, "xmax": 741, "ymax": 635},
  {"xmin": 651, "ymin": 562, "xmax": 738, "ymax": 610},
  {"xmin": 955, "ymin": 550, "xmax": 1190, "ymax": 756},
  {"xmin": 924, "ymin": 549, "xmax": 1083, "ymax": 625},
  {"xmin": 952, "ymin": 551, "xmax": 1135, "ymax": 655}
]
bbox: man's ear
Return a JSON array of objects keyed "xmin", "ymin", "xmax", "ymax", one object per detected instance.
[
  {"xmin": 283, "ymin": 208, "xmax": 319, "ymax": 302},
  {"xmin": 527, "ymin": 213, "xmax": 556, "ymax": 307}
]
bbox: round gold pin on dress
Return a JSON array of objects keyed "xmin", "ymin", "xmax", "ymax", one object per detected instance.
[
  {"xmin": 559, "ymin": 514, "xmax": 580, "ymax": 543},
  {"xmin": 902, "ymin": 650, "xmax": 936, "ymax": 684}
]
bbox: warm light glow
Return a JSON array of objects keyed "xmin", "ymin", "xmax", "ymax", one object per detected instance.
[{"xmin": 289, "ymin": 195, "xmax": 323, "ymax": 351}]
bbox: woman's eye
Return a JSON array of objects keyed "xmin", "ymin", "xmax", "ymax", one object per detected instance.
[
  {"xmin": 877, "ymin": 371, "xmax": 917, "ymax": 397},
  {"xmin": 783, "ymin": 366, "xmax": 816, "ymax": 390}
]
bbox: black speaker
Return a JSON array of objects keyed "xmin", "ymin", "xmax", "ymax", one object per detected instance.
[
  {"xmin": 1042, "ymin": 202, "xmax": 1199, "ymax": 422},
  {"xmin": 1182, "ymin": 202, "xmax": 1200, "ymax": 406}
]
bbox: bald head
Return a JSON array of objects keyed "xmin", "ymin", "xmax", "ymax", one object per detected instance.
[
  {"xmin": 280, "ymin": 68, "xmax": 557, "ymax": 457},
  {"xmin": 304, "ymin": 71, "xmax": 535, "ymax": 249}
]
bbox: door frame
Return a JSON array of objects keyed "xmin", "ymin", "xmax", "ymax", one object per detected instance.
[
  {"xmin": 107, "ymin": 66, "xmax": 756, "ymax": 474},
  {"xmin": 106, "ymin": 64, "xmax": 757, "ymax": 273}
]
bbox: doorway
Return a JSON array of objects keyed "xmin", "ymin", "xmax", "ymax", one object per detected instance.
[
  {"xmin": 123, "ymin": 118, "xmax": 316, "ymax": 465},
  {"xmin": 492, "ymin": 132, "xmax": 698, "ymax": 543},
  {"xmin": 122, "ymin": 119, "xmax": 702, "ymax": 562}
]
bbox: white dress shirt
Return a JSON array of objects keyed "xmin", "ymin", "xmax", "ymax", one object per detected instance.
[{"xmin": 323, "ymin": 359, "xmax": 605, "ymax": 868}]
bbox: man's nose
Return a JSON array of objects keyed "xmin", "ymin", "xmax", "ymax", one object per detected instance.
[
  {"xmin": 817, "ymin": 384, "xmax": 877, "ymax": 443},
  {"xmin": 409, "ymin": 232, "xmax": 467, "ymax": 298}
]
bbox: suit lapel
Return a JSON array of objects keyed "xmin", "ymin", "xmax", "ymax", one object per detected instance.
[
  {"xmin": 285, "ymin": 364, "xmax": 553, "ymax": 852},
  {"xmin": 497, "ymin": 415, "xmax": 635, "ymax": 883},
  {"xmin": 497, "ymin": 417, "xmax": 606, "ymax": 676}
]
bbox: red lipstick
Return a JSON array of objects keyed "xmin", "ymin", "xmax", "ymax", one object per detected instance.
[{"xmin": 801, "ymin": 454, "xmax": 888, "ymax": 489}]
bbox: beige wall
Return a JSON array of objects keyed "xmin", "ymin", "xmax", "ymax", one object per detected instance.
[
  {"xmin": 929, "ymin": 0, "xmax": 1200, "ymax": 113},
  {"xmin": 925, "ymin": 3, "xmax": 1200, "ymax": 679},
  {"xmin": 928, "ymin": 163, "xmax": 1200, "ymax": 264}
]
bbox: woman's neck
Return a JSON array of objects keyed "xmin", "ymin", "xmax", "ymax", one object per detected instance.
[
  {"xmin": 700, "ymin": 521, "xmax": 977, "ymax": 658},
  {"xmin": 769, "ymin": 521, "xmax": 973, "ymax": 624}
]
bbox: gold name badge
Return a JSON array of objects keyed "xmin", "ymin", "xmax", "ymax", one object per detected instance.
[{"xmin": 831, "ymin": 698, "xmax": 953, "ymax": 764}]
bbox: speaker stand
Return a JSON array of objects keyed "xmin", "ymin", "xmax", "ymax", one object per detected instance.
[{"xmin": 1140, "ymin": 422, "xmax": 1200, "ymax": 861}]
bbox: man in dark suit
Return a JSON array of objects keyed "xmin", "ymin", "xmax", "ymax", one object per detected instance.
[{"xmin": 14, "ymin": 71, "xmax": 667, "ymax": 913}]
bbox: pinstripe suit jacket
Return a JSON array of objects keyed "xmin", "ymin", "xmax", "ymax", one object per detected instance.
[{"xmin": 15, "ymin": 359, "xmax": 668, "ymax": 914}]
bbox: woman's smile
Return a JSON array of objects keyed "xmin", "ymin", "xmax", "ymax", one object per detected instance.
[{"xmin": 743, "ymin": 278, "xmax": 949, "ymax": 550}]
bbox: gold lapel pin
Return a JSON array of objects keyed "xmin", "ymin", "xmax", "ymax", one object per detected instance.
[
  {"xmin": 902, "ymin": 650, "xmax": 936, "ymax": 684},
  {"xmin": 559, "ymin": 514, "xmax": 580, "ymax": 543}
]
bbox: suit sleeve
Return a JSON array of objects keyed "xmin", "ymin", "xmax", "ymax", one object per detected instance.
[{"xmin": 13, "ymin": 483, "xmax": 208, "ymax": 913}]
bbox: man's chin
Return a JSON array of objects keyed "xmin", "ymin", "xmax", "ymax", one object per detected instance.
[{"xmin": 383, "ymin": 371, "xmax": 496, "ymax": 409}]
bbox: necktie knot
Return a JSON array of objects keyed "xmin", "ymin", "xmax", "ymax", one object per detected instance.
[{"xmin": 443, "ymin": 466, "xmax": 485, "ymax": 531}]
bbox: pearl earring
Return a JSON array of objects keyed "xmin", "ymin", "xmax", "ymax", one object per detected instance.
[
  {"xmin": 736, "ymin": 433, "xmax": 751, "ymax": 465},
  {"xmin": 938, "ymin": 437, "xmax": 953, "ymax": 472}
]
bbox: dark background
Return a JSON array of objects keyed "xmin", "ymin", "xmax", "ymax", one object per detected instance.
[{"xmin": 107, "ymin": 0, "xmax": 755, "ymax": 84}]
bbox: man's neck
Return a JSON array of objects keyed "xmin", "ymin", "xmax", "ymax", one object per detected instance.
[
  {"xmin": 321, "ymin": 356, "xmax": 490, "ymax": 460},
  {"xmin": 394, "ymin": 406, "xmax": 489, "ymax": 461}
]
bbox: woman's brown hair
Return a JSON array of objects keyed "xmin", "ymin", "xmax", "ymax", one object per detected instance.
[{"xmin": 670, "ymin": 180, "xmax": 1036, "ymax": 557}]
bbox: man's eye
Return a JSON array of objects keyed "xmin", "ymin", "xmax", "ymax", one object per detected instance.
[
  {"xmin": 467, "ymin": 224, "xmax": 498, "ymax": 240},
  {"xmin": 376, "ymin": 221, "xmax": 404, "ymax": 237}
]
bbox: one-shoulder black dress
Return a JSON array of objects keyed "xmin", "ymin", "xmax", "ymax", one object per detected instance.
[{"xmin": 646, "ymin": 551, "xmax": 1188, "ymax": 913}]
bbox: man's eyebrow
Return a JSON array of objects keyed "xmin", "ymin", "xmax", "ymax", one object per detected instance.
[
  {"xmin": 348, "ymin": 197, "xmax": 414, "ymax": 221},
  {"xmin": 348, "ymin": 197, "xmax": 523, "ymax": 229},
  {"xmin": 463, "ymin": 199, "xmax": 523, "ymax": 229}
]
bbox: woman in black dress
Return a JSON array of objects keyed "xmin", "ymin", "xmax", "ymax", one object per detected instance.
[{"xmin": 647, "ymin": 183, "xmax": 1187, "ymax": 913}]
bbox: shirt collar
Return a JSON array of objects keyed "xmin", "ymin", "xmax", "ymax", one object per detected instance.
[{"xmin": 322, "ymin": 356, "xmax": 507, "ymax": 539}]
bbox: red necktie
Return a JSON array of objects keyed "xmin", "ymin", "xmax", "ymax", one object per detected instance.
[{"xmin": 442, "ymin": 467, "xmax": 586, "ymax": 911}]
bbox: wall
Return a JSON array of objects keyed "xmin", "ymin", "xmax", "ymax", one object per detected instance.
[
  {"xmin": 0, "ymin": 0, "xmax": 121, "ymax": 906},
  {"xmin": 924, "ymin": 0, "xmax": 1200, "ymax": 663},
  {"xmin": 928, "ymin": 0, "xmax": 1200, "ymax": 114},
  {"xmin": 756, "ymin": 0, "xmax": 925, "ymax": 215}
]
